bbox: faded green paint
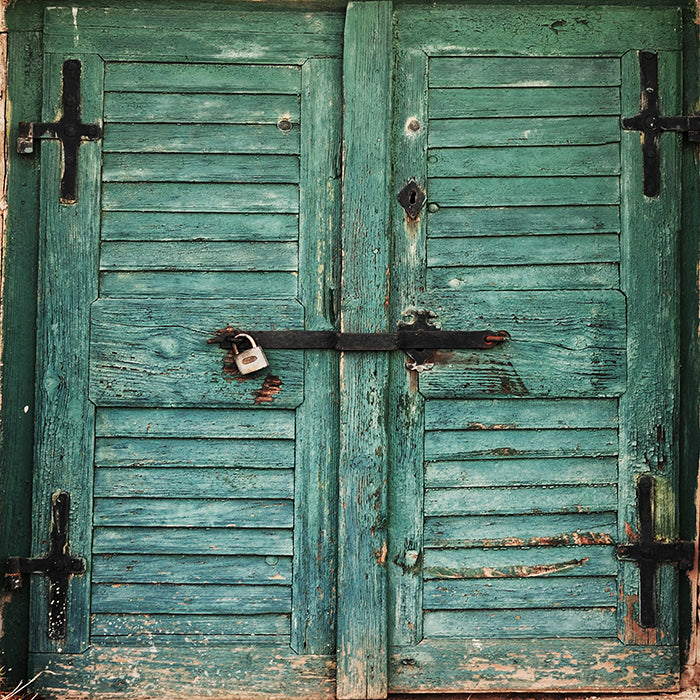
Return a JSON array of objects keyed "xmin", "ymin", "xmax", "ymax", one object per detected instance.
[{"xmin": 1, "ymin": 0, "xmax": 699, "ymax": 696}]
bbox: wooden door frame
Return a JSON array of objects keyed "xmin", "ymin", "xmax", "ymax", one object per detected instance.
[{"xmin": 0, "ymin": 0, "xmax": 699, "ymax": 694}]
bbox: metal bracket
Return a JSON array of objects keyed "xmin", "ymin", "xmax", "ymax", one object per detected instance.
[
  {"xmin": 616, "ymin": 474, "xmax": 695, "ymax": 628},
  {"xmin": 208, "ymin": 311, "xmax": 509, "ymax": 368},
  {"xmin": 5, "ymin": 492, "xmax": 85, "ymax": 640},
  {"xmin": 17, "ymin": 59, "xmax": 101, "ymax": 204},
  {"xmin": 621, "ymin": 51, "xmax": 700, "ymax": 198}
]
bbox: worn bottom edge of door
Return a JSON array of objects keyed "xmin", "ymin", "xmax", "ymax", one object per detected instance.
[{"xmin": 29, "ymin": 639, "xmax": 678, "ymax": 698}]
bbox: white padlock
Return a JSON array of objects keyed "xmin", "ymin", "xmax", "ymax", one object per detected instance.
[{"xmin": 231, "ymin": 333, "xmax": 269, "ymax": 375}]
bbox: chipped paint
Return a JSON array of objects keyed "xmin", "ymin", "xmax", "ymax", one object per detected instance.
[
  {"xmin": 253, "ymin": 375, "xmax": 282, "ymax": 404},
  {"xmin": 429, "ymin": 531, "xmax": 615, "ymax": 549},
  {"xmin": 423, "ymin": 557, "xmax": 590, "ymax": 579}
]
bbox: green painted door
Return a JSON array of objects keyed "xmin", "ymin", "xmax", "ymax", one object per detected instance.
[{"xmin": 25, "ymin": 2, "xmax": 683, "ymax": 698}]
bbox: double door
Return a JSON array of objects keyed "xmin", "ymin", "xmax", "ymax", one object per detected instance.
[{"xmin": 27, "ymin": 2, "xmax": 683, "ymax": 697}]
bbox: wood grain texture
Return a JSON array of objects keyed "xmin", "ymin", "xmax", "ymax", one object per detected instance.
[
  {"xmin": 428, "ymin": 57, "xmax": 621, "ymax": 87},
  {"xmin": 30, "ymin": 52, "xmax": 103, "ymax": 654},
  {"xmin": 105, "ymin": 62, "xmax": 301, "ymax": 94},
  {"xmin": 104, "ymin": 123, "xmax": 300, "ymax": 154},
  {"xmin": 424, "ymin": 513, "xmax": 617, "ymax": 548},
  {"xmin": 292, "ymin": 57, "xmax": 342, "ymax": 655},
  {"xmin": 396, "ymin": 5, "xmax": 681, "ymax": 56},
  {"xmin": 430, "ymin": 86, "xmax": 620, "ymax": 118},
  {"xmin": 94, "ymin": 468, "xmax": 294, "ymax": 499},
  {"xmin": 388, "ymin": 639, "xmax": 679, "ymax": 692},
  {"xmin": 89, "ymin": 299, "xmax": 304, "ymax": 407},
  {"xmin": 91, "ymin": 613, "xmax": 291, "ymax": 638},
  {"xmin": 423, "ymin": 545, "xmax": 617, "ymax": 580},
  {"xmin": 92, "ymin": 554, "xmax": 292, "ymax": 584},
  {"xmin": 387, "ymin": 47, "xmax": 428, "ymax": 648},
  {"xmin": 101, "ymin": 212, "xmax": 299, "ymax": 242},
  {"xmin": 427, "ymin": 205, "xmax": 620, "ymax": 237},
  {"xmin": 618, "ymin": 49, "xmax": 681, "ymax": 645},
  {"xmin": 31, "ymin": 643, "xmax": 336, "ymax": 700},
  {"xmin": 424, "ymin": 576, "xmax": 617, "ymax": 609},
  {"xmin": 429, "ymin": 116, "xmax": 619, "ymax": 148},
  {"xmin": 427, "ymin": 264, "xmax": 620, "ymax": 292},
  {"xmin": 337, "ymin": 3, "xmax": 391, "ymax": 697},
  {"xmin": 423, "ymin": 607, "xmax": 617, "ymax": 638}
]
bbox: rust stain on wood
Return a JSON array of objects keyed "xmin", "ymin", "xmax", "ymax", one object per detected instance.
[
  {"xmin": 430, "ymin": 532, "xmax": 614, "ymax": 549},
  {"xmin": 622, "ymin": 591, "xmax": 660, "ymax": 645},
  {"xmin": 423, "ymin": 557, "xmax": 590, "ymax": 579},
  {"xmin": 253, "ymin": 375, "xmax": 283, "ymax": 404}
]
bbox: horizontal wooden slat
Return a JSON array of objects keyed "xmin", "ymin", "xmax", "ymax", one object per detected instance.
[
  {"xmin": 429, "ymin": 117, "xmax": 619, "ymax": 148},
  {"xmin": 92, "ymin": 554, "xmax": 292, "ymax": 584},
  {"xmin": 94, "ymin": 438, "xmax": 293, "ymax": 468},
  {"xmin": 429, "ymin": 145, "xmax": 620, "ymax": 178},
  {"xmin": 429, "ymin": 57, "xmax": 620, "ymax": 88},
  {"xmin": 430, "ymin": 87, "xmax": 620, "ymax": 119},
  {"xmin": 427, "ymin": 205, "xmax": 620, "ymax": 237},
  {"xmin": 99, "ymin": 271, "xmax": 298, "ymax": 298},
  {"xmin": 424, "ymin": 576, "xmax": 617, "ymax": 609},
  {"xmin": 423, "ymin": 607, "xmax": 616, "ymax": 638},
  {"xmin": 425, "ymin": 429, "xmax": 618, "ymax": 460},
  {"xmin": 425, "ymin": 398, "xmax": 618, "ymax": 430},
  {"xmin": 100, "ymin": 242, "xmax": 298, "ymax": 272},
  {"xmin": 427, "ymin": 264, "xmax": 620, "ymax": 292},
  {"xmin": 103, "ymin": 124, "xmax": 300, "ymax": 154},
  {"xmin": 425, "ymin": 485, "xmax": 617, "ymax": 516},
  {"xmin": 429, "ymin": 177, "xmax": 619, "ymax": 207},
  {"xmin": 103, "ymin": 154, "xmax": 300, "ymax": 184},
  {"xmin": 96, "ymin": 407, "xmax": 295, "ymax": 438},
  {"xmin": 425, "ymin": 457, "xmax": 618, "ymax": 488},
  {"xmin": 423, "ymin": 545, "xmax": 617, "ymax": 579},
  {"xmin": 102, "ymin": 183, "xmax": 299, "ymax": 213},
  {"xmin": 91, "ymin": 613, "xmax": 290, "ymax": 637},
  {"xmin": 427, "ymin": 234, "xmax": 619, "ymax": 268},
  {"xmin": 106, "ymin": 62, "xmax": 301, "ymax": 94},
  {"xmin": 101, "ymin": 212, "xmax": 298, "ymax": 242},
  {"xmin": 93, "ymin": 527, "xmax": 293, "ymax": 555},
  {"xmin": 424, "ymin": 513, "xmax": 617, "ymax": 548},
  {"xmin": 89, "ymin": 298, "xmax": 303, "ymax": 407},
  {"xmin": 105, "ymin": 92, "xmax": 300, "ymax": 124},
  {"xmin": 92, "ymin": 583, "xmax": 291, "ymax": 614},
  {"xmin": 94, "ymin": 498, "xmax": 293, "ymax": 528},
  {"xmin": 94, "ymin": 468, "xmax": 294, "ymax": 499}
]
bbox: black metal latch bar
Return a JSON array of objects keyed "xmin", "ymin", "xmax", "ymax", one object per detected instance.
[
  {"xmin": 622, "ymin": 51, "xmax": 700, "ymax": 198},
  {"xmin": 208, "ymin": 312, "xmax": 509, "ymax": 366},
  {"xmin": 5, "ymin": 492, "xmax": 85, "ymax": 640},
  {"xmin": 17, "ymin": 59, "xmax": 101, "ymax": 204},
  {"xmin": 616, "ymin": 475, "xmax": 694, "ymax": 628}
]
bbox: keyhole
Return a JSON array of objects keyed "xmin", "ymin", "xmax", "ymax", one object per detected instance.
[{"xmin": 409, "ymin": 191, "xmax": 417, "ymax": 204}]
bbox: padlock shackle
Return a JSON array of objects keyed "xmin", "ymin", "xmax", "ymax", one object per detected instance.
[{"xmin": 231, "ymin": 333, "xmax": 257, "ymax": 355}]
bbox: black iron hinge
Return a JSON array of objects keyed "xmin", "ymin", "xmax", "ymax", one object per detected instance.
[
  {"xmin": 616, "ymin": 474, "xmax": 695, "ymax": 628},
  {"xmin": 17, "ymin": 59, "xmax": 101, "ymax": 204},
  {"xmin": 5, "ymin": 492, "xmax": 85, "ymax": 640},
  {"xmin": 622, "ymin": 51, "xmax": 700, "ymax": 198}
]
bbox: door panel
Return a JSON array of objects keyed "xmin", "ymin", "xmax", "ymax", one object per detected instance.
[
  {"xmin": 30, "ymin": 7, "xmax": 342, "ymax": 698},
  {"xmin": 25, "ymin": 2, "xmax": 683, "ymax": 697},
  {"xmin": 389, "ymin": 3, "xmax": 681, "ymax": 693}
]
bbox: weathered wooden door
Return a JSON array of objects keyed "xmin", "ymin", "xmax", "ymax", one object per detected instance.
[{"xmin": 25, "ymin": 2, "xmax": 684, "ymax": 698}]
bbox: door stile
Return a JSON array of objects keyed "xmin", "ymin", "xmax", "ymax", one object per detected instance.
[
  {"xmin": 293, "ymin": 56, "xmax": 343, "ymax": 656},
  {"xmin": 618, "ymin": 48, "xmax": 681, "ymax": 646},
  {"xmin": 337, "ymin": 2, "xmax": 393, "ymax": 698},
  {"xmin": 30, "ymin": 51, "xmax": 104, "ymax": 654},
  {"xmin": 387, "ymin": 48, "xmax": 428, "ymax": 649}
]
